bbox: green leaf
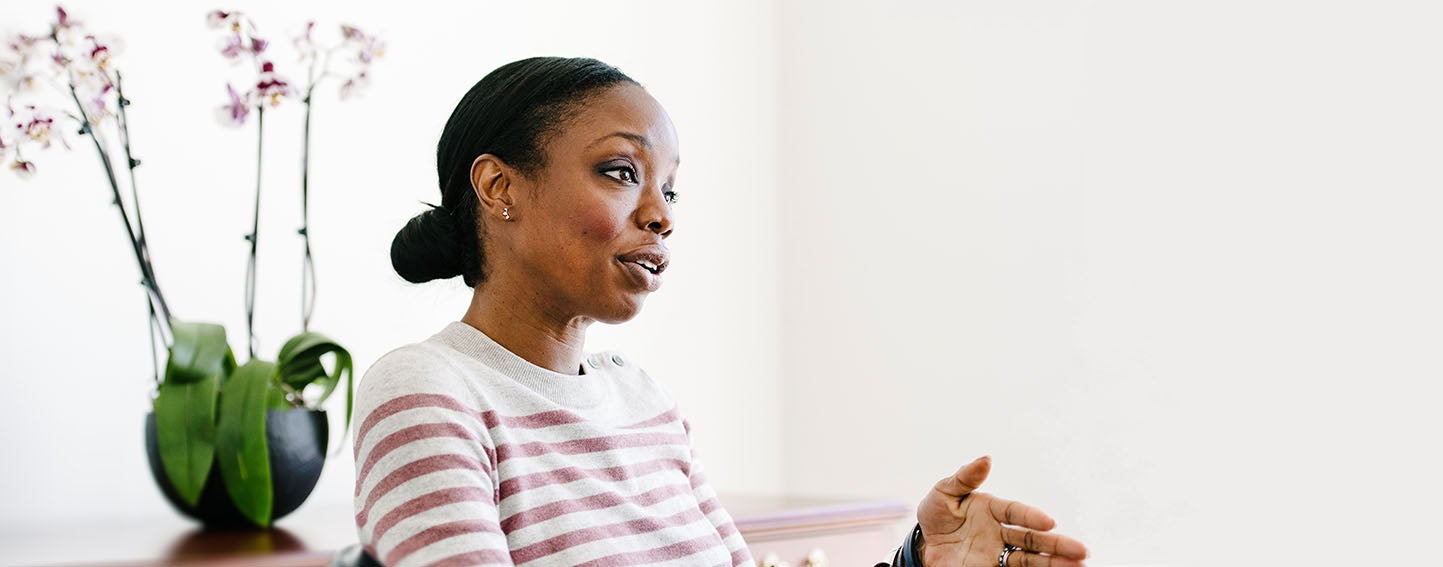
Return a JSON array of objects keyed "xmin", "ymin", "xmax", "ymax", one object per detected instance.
[
  {"xmin": 266, "ymin": 385, "xmax": 292, "ymax": 410},
  {"xmin": 154, "ymin": 321, "xmax": 232, "ymax": 507},
  {"xmin": 165, "ymin": 321, "xmax": 232, "ymax": 384},
  {"xmin": 216, "ymin": 360, "xmax": 275, "ymax": 527},
  {"xmin": 154, "ymin": 374, "xmax": 219, "ymax": 507},
  {"xmin": 275, "ymin": 331, "xmax": 354, "ymax": 452}
]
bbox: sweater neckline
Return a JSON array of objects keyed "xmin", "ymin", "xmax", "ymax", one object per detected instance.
[{"xmin": 433, "ymin": 320, "xmax": 605, "ymax": 408}]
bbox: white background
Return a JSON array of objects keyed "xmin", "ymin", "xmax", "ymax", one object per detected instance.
[{"xmin": 3, "ymin": 1, "xmax": 1441, "ymax": 566}]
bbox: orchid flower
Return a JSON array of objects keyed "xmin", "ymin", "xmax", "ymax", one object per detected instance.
[
  {"xmin": 217, "ymin": 34, "xmax": 245, "ymax": 60},
  {"xmin": 216, "ymin": 83, "xmax": 249, "ymax": 127},
  {"xmin": 208, "ymin": 10, "xmax": 294, "ymax": 113},
  {"xmin": 20, "ymin": 103, "xmax": 72, "ymax": 148},
  {"xmin": 85, "ymin": 82, "xmax": 115, "ymax": 125},
  {"xmin": 338, "ymin": 71, "xmax": 368, "ymax": 100},
  {"xmin": 275, "ymin": 20, "xmax": 385, "ymax": 100},
  {"xmin": 9, "ymin": 158, "xmax": 36, "ymax": 178},
  {"xmin": 206, "ymin": 10, "xmax": 234, "ymax": 30},
  {"xmin": 4, "ymin": 5, "xmax": 178, "ymax": 376},
  {"xmin": 293, "ymin": 21, "xmax": 317, "ymax": 63},
  {"xmin": 3, "ymin": 101, "xmax": 71, "ymax": 178},
  {"xmin": 50, "ymin": 7, "xmax": 84, "ymax": 51},
  {"xmin": 330, "ymin": 24, "xmax": 384, "ymax": 98},
  {"xmin": 1, "ymin": 6, "xmax": 118, "ymax": 129},
  {"xmin": 339, "ymin": 25, "xmax": 385, "ymax": 64},
  {"xmin": 87, "ymin": 36, "xmax": 111, "ymax": 72},
  {"xmin": 255, "ymin": 61, "xmax": 290, "ymax": 106},
  {"xmin": 4, "ymin": 34, "xmax": 54, "ymax": 93},
  {"xmin": 207, "ymin": 10, "xmax": 267, "ymax": 63},
  {"xmin": 52, "ymin": 7, "xmax": 75, "ymax": 33},
  {"xmin": 23, "ymin": 114, "xmax": 56, "ymax": 149},
  {"xmin": 47, "ymin": 8, "xmax": 97, "ymax": 88}
]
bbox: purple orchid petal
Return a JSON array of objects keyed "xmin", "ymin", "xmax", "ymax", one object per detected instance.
[
  {"xmin": 206, "ymin": 10, "xmax": 232, "ymax": 29},
  {"xmin": 10, "ymin": 159, "xmax": 36, "ymax": 178},
  {"xmin": 220, "ymin": 34, "xmax": 244, "ymax": 59},
  {"xmin": 254, "ymin": 57, "xmax": 290, "ymax": 102},
  {"xmin": 255, "ymin": 69, "xmax": 291, "ymax": 106},
  {"xmin": 293, "ymin": 21, "xmax": 317, "ymax": 61},
  {"xmin": 24, "ymin": 116, "xmax": 55, "ymax": 149},
  {"xmin": 88, "ymin": 83, "xmax": 113, "ymax": 120},
  {"xmin": 338, "ymin": 70, "xmax": 369, "ymax": 99},
  {"xmin": 217, "ymin": 83, "xmax": 250, "ymax": 127},
  {"xmin": 89, "ymin": 40, "xmax": 110, "ymax": 70}
]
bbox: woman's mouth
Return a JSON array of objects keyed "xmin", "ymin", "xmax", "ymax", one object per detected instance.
[{"xmin": 616, "ymin": 249, "xmax": 668, "ymax": 291}]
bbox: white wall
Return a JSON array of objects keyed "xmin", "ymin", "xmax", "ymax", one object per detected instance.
[
  {"xmin": 776, "ymin": 1, "xmax": 1443, "ymax": 566},
  {"xmin": 0, "ymin": 0, "xmax": 781, "ymax": 531},
  {"xmin": 5, "ymin": 1, "xmax": 1441, "ymax": 566}
]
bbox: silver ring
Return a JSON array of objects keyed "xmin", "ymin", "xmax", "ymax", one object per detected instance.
[{"xmin": 998, "ymin": 545, "xmax": 1021, "ymax": 567}]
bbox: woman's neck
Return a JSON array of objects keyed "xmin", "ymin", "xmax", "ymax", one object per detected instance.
[{"xmin": 461, "ymin": 278, "xmax": 590, "ymax": 375}]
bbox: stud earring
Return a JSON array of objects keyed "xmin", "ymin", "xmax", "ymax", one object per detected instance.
[{"xmin": 502, "ymin": 207, "xmax": 511, "ymax": 221}]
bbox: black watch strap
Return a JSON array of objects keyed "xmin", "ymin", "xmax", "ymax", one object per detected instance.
[{"xmin": 901, "ymin": 523, "xmax": 925, "ymax": 566}]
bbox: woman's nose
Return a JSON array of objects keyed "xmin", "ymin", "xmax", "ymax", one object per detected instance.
[{"xmin": 637, "ymin": 187, "xmax": 674, "ymax": 238}]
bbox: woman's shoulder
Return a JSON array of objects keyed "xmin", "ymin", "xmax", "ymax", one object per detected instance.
[
  {"xmin": 366, "ymin": 339, "xmax": 461, "ymax": 376},
  {"xmin": 585, "ymin": 349, "xmax": 677, "ymax": 401},
  {"xmin": 357, "ymin": 340, "xmax": 473, "ymax": 401}
]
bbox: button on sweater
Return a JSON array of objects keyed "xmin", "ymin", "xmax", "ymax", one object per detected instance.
[{"xmin": 352, "ymin": 321, "xmax": 754, "ymax": 566}]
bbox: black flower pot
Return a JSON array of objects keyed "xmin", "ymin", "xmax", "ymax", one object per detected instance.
[{"xmin": 144, "ymin": 409, "xmax": 329, "ymax": 528}]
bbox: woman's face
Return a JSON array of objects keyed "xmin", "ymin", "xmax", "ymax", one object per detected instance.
[{"xmin": 506, "ymin": 84, "xmax": 680, "ymax": 325}]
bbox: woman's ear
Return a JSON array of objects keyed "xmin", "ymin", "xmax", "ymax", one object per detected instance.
[{"xmin": 470, "ymin": 154, "xmax": 514, "ymax": 220}]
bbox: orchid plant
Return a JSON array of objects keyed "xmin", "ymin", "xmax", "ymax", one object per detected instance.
[{"xmin": 1, "ymin": 7, "xmax": 385, "ymax": 527}]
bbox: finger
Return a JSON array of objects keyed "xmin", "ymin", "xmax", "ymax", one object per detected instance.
[
  {"xmin": 933, "ymin": 455, "xmax": 992, "ymax": 498},
  {"xmin": 1005, "ymin": 549, "xmax": 1084, "ymax": 567},
  {"xmin": 1001, "ymin": 526, "xmax": 1089, "ymax": 560},
  {"xmin": 988, "ymin": 497, "xmax": 1057, "ymax": 531}
]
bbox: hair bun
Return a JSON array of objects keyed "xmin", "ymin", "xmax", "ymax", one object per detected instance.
[{"xmin": 391, "ymin": 205, "xmax": 464, "ymax": 283}]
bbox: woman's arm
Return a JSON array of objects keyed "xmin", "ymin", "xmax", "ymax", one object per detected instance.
[
  {"xmin": 682, "ymin": 418, "xmax": 755, "ymax": 566},
  {"xmin": 353, "ymin": 351, "xmax": 513, "ymax": 566}
]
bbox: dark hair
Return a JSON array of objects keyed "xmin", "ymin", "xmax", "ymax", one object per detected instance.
[{"xmin": 390, "ymin": 57, "xmax": 638, "ymax": 286}]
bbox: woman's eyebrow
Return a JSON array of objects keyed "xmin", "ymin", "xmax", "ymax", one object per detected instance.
[
  {"xmin": 589, "ymin": 131, "xmax": 650, "ymax": 150},
  {"xmin": 588, "ymin": 131, "xmax": 681, "ymax": 166}
]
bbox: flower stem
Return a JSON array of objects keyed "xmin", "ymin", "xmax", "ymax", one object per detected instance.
[
  {"xmin": 66, "ymin": 82, "xmax": 172, "ymax": 329},
  {"xmin": 114, "ymin": 71, "xmax": 172, "ymax": 351},
  {"xmin": 300, "ymin": 89, "xmax": 317, "ymax": 331},
  {"xmin": 245, "ymin": 105, "xmax": 265, "ymax": 359},
  {"xmin": 146, "ymin": 294, "xmax": 162, "ymax": 385}
]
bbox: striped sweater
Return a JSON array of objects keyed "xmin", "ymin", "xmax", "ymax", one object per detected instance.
[{"xmin": 352, "ymin": 321, "xmax": 755, "ymax": 566}]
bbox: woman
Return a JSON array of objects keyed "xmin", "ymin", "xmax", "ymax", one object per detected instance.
[{"xmin": 355, "ymin": 57, "xmax": 1089, "ymax": 567}]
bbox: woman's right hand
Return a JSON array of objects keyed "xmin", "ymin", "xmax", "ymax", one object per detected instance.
[{"xmin": 915, "ymin": 456, "xmax": 1088, "ymax": 567}]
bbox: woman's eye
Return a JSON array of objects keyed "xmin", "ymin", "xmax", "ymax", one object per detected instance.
[
  {"xmin": 603, "ymin": 167, "xmax": 636, "ymax": 183},
  {"xmin": 663, "ymin": 190, "xmax": 680, "ymax": 205}
]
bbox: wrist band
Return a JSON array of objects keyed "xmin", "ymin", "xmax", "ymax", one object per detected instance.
[
  {"xmin": 902, "ymin": 523, "xmax": 924, "ymax": 567},
  {"xmin": 887, "ymin": 523, "xmax": 925, "ymax": 567}
]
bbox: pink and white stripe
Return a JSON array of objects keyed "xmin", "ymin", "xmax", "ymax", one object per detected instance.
[{"xmin": 353, "ymin": 332, "xmax": 753, "ymax": 567}]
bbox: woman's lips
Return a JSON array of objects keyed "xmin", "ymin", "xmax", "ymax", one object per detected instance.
[
  {"xmin": 618, "ymin": 258, "xmax": 663, "ymax": 291},
  {"xmin": 616, "ymin": 246, "xmax": 669, "ymax": 292}
]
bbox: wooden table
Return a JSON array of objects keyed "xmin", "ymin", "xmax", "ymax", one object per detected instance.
[{"xmin": 2, "ymin": 495, "xmax": 909, "ymax": 566}]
